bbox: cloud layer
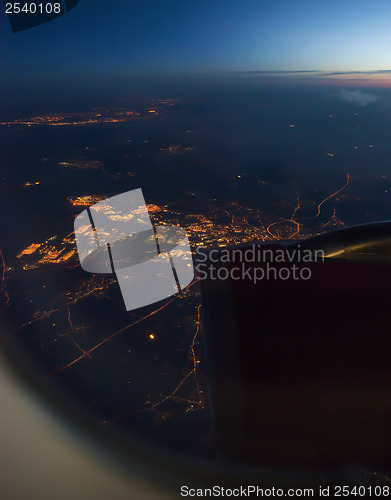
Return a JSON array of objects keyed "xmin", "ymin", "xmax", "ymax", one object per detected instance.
[{"xmin": 340, "ymin": 89, "xmax": 378, "ymax": 106}]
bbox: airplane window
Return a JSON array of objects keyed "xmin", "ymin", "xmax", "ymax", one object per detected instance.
[{"xmin": 1, "ymin": 0, "xmax": 391, "ymax": 495}]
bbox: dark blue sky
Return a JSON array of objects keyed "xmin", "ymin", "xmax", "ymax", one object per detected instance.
[{"xmin": 1, "ymin": 0, "xmax": 391, "ymax": 84}]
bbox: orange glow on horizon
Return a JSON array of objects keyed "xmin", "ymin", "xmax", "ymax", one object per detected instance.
[{"xmin": 299, "ymin": 72, "xmax": 391, "ymax": 88}]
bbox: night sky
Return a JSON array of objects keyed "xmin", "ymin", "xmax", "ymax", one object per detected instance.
[{"xmin": 1, "ymin": 0, "xmax": 391, "ymax": 84}]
